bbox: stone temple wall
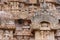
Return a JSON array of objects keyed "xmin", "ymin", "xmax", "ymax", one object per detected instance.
[{"xmin": 0, "ymin": 0, "xmax": 60, "ymax": 40}]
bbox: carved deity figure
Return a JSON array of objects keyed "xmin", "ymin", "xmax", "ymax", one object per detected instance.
[{"xmin": 3, "ymin": 30, "xmax": 10, "ymax": 40}]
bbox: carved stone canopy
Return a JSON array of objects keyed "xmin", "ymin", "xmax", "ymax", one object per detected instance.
[{"xmin": 31, "ymin": 14, "xmax": 58, "ymax": 28}]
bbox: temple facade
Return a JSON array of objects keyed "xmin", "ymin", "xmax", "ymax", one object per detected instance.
[{"xmin": 0, "ymin": 0, "xmax": 60, "ymax": 40}]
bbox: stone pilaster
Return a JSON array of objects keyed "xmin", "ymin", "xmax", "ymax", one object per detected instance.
[
  {"xmin": 9, "ymin": 31, "xmax": 14, "ymax": 40},
  {"xmin": 35, "ymin": 31, "xmax": 40, "ymax": 40}
]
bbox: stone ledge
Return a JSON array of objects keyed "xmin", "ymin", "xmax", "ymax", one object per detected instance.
[
  {"xmin": 39, "ymin": 0, "xmax": 55, "ymax": 3},
  {"xmin": 0, "ymin": 24, "xmax": 16, "ymax": 30},
  {"xmin": 40, "ymin": 27, "xmax": 51, "ymax": 30}
]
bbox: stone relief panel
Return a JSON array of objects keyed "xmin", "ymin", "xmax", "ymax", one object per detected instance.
[{"xmin": 16, "ymin": 36, "xmax": 30, "ymax": 40}]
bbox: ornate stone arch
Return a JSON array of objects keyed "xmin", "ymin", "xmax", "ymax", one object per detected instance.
[{"xmin": 31, "ymin": 14, "xmax": 58, "ymax": 28}]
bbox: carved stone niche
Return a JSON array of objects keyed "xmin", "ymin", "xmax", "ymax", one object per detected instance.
[{"xmin": 40, "ymin": 21, "xmax": 51, "ymax": 30}]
